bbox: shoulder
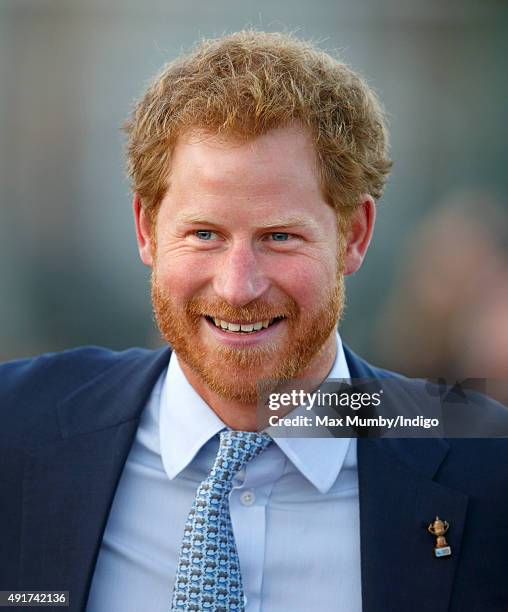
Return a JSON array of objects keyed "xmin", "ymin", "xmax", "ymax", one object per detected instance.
[
  {"xmin": 347, "ymin": 345, "xmax": 508, "ymax": 470},
  {"xmin": 349, "ymin": 345, "xmax": 508, "ymax": 429},
  {"xmin": 0, "ymin": 346, "xmax": 162, "ymax": 447},
  {"xmin": 0, "ymin": 345, "xmax": 154, "ymax": 399}
]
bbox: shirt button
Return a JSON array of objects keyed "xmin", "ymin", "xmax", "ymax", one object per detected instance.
[{"xmin": 240, "ymin": 490, "xmax": 255, "ymax": 506}]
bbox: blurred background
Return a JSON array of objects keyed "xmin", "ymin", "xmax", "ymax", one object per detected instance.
[{"xmin": 1, "ymin": 0, "xmax": 507, "ymax": 380}]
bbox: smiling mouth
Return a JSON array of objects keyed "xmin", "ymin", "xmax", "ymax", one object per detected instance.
[{"xmin": 204, "ymin": 316, "xmax": 284, "ymax": 333}]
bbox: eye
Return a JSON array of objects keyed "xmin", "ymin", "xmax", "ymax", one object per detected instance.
[
  {"xmin": 194, "ymin": 230, "xmax": 218, "ymax": 241},
  {"xmin": 270, "ymin": 232, "xmax": 290, "ymax": 241}
]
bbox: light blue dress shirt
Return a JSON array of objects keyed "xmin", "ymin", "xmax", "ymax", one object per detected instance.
[{"xmin": 86, "ymin": 334, "xmax": 362, "ymax": 611}]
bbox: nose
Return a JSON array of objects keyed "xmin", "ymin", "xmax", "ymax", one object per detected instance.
[{"xmin": 213, "ymin": 240, "xmax": 269, "ymax": 307}]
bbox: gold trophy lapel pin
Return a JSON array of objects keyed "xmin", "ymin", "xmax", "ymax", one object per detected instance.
[{"xmin": 428, "ymin": 516, "xmax": 452, "ymax": 558}]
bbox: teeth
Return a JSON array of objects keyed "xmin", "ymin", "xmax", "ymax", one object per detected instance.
[{"xmin": 210, "ymin": 317, "xmax": 278, "ymax": 332}]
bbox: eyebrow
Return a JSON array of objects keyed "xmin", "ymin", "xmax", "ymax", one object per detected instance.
[
  {"xmin": 259, "ymin": 216, "xmax": 318, "ymax": 229},
  {"xmin": 175, "ymin": 213, "xmax": 319, "ymax": 230}
]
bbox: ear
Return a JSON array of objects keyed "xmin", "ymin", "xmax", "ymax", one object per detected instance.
[
  {"xmin": 343, "ymin": 194, "xmax": 376, "ymax": 276},
  {"xmin": 133, "ymin": 194, "xmax": 154, "ymax": 267}
]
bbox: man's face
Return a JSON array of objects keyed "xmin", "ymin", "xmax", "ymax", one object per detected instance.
[{"xmin": 146, "ymin": 125, "xmax": 345, "ymax": 403}]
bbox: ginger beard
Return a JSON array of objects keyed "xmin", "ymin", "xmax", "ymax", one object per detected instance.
[{"xmin": 150, "ymin": 244, "xmax": 347, "ymax": 404}]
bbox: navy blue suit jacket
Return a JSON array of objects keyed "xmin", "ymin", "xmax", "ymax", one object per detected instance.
[{"xmin": 1, "ymin": 345, "xmax": 507, "ymax": 611}]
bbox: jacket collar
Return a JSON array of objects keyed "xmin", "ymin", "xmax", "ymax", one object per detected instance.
[
  {"xmin": 20, "ymin": 346, "xmax": 172, "ymax": 611},
  {"xmin": 344, "ymin": 345, "xmax": 467, "ymax": 612},
  {"xmin": 57, "ymin": 346, "xmax": 172, "ymax": 439}
]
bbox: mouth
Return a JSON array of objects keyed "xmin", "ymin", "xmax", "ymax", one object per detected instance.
[{"xmin": 204, "ymin": 315, "xmax": 285, "ymax": 334}]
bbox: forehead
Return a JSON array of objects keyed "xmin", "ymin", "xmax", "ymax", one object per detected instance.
[
  {"xmin": 159, "ymin": 125, "xmax": 337, "ymax": 233},
  {"xmin": 168, "ymin": 124, "xmax": 322, "ymax": 199}
]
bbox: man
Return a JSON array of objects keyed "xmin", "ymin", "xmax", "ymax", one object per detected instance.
[{"xmin": 1, "ymin": 31, "xmax": 507, "ymax": 612}]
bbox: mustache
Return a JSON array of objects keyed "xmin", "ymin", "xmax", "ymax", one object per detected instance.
[{"xmin": 185, "ymin": 296, "xmax": 299, "ymax": 322}]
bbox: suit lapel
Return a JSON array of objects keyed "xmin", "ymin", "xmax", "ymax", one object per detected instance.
[
  {"xmin": 357, "ymin": 438, "xmax": 467, "ymax": 612},
  {"xmin": 20, "ymin": 422, "xmax": 140, "ymax": 611},
  {"xmin": 344, "ymin": 346, "xmax": 468, "ymax": 612},
  {"xmin": 19, "ymin": 347, "xmax": 171, "ymax": 612}
]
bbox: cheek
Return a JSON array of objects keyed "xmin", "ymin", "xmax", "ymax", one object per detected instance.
[
  {"xmin": 271, "ymin": 258, "xmax": 337, "ymax": 306},
  {"xmin": 155, "ymin": 255, "xmax": 209, "ymax": 299}
]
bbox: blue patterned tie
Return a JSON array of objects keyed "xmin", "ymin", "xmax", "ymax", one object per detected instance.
[{"xmin": 171, "ymin": 430, "xmax": 272, "ymax": 611}]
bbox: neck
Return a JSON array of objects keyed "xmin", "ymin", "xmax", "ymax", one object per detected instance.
[{"xmin": 177, "ymin": 331, "xmax": 338, "ymax": 431}]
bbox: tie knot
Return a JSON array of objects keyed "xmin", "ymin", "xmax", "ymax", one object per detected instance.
[{"xmin": 209, "ymin": 430, "xmax": 272, "ymax": 484}]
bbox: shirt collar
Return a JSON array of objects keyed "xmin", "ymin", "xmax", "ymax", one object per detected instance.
[
  {"xmin": 268, "ymin": 333, "xmax": 353, "ymax": 494},
  {"xmin": 160, "ymin": 353, "xmax": 225, "ymax": 480},
  {"xmin": 160, "ymin": 332, "xmax": 353, "ymax": 493}
]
